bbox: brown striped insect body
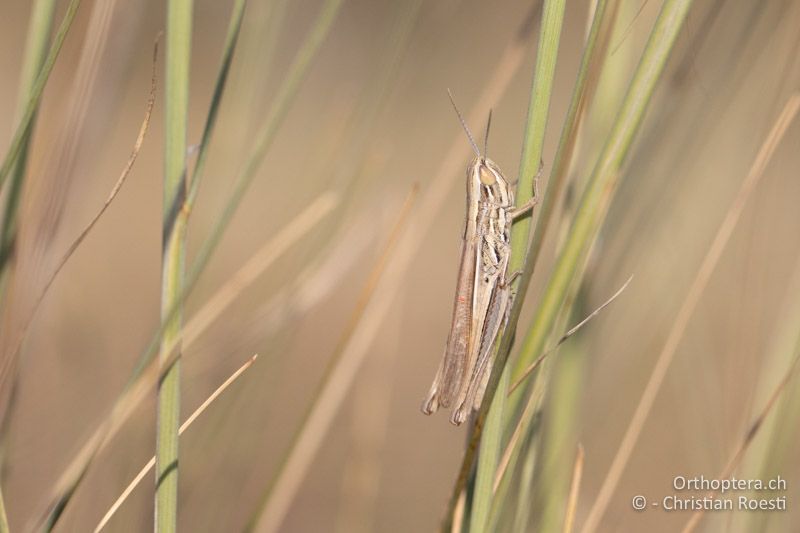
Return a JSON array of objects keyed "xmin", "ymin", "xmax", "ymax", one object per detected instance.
[{"xmin": 422, "ymin": 93, "xmax": 537, "ymax": 425}]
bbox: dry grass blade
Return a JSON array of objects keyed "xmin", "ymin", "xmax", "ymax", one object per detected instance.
[
  {"xmin": 246, "ymin": 185, "xmax": 418, "ymax": 533},
  {"xmin": 563, "ymin": 444, "xmax": 585, "ymax": 533},
  {"xmin": 508, "ymin": 275, "xmax": 633, "ymax": 394},
  {"xmin": 493, "ymin": 276, "xmax": 632, "ymax": 493},
  {"xmin": 6, "ymin": 38, "xmax": 159, "ymax": 364},
  {"xmin": 17, "ymin": 41, "xmax": 157, "ymax": 529},
  {"xmin": 26, "ymin": 0, "xmax": 121, "ymax": 253},
  {"xmin": 680, "ymin": 348, "xmax": 800, "ymax": 533},
  {"xmin": 30, "ymin": 188, "xmax": 337, "ymax": 530},
  {"xmin": 185, "ymin": 0, "xmax": 246, "ymax": 211},
  {"xmin": 451, "ymin": 492, "xmax": 466, "ymax": 533},
  {"xmin": 182, "ymin": 192, "xmax": 339, "ymax": 350},
  {"xmin": 579, "ymin": 92, "xmax": 800, "ymax": 533},
  {"xmin": 0, "ymin": 0, "xmax": 81, "ymax": 194},
  {"xmin": 32, "ymin": 344, "xmax": 161, "ymax": 531},
  {"xmin": 493, "ymin": 377, "xmax": 540, "ymax": 494},
  {"xmin": 93, "ymin": 354, "xmax": 259, "ymax": 532}
]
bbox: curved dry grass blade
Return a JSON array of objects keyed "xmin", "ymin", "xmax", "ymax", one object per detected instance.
[
  {"xmin": 23, "ymin": 0, "xmax": 122, "ymax": 257},
  {"xmin": 0, "ymin": 4, "xmax": 145, "ymax": 439},
  {"xmin": 93, "ymin": 354, "xmax": 258, "ymax": 533},
  {"xmin": 579, "ymin": 92, "xmax": 800, "ymax": 533},
  {"xmin": 245, "ymin": 185, "xmax": 418, "ymax": 533},
  {"xmin": 6, "ymin": 38, "xmax": 159, "ymax": 366},
  {"xmin": 563, "ymin": 445, "xmax": 585, "ymax": 533}
]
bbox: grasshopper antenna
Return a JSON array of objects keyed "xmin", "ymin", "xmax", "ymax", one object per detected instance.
[
  {"xmin": 447, "ymin": 89, "xmax": 481, "ymax": 159},
  {"xmin": 484, "ymin": 109, "xmax": 492, "ymax": 160}
]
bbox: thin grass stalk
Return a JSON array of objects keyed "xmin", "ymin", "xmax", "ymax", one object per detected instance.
[
  {"xmin": 472, "ymin": 2, "xmax": 620, "ymax": 525},
  {"xmin": 227, "ymin": 0, "xmax": 288, "ymax": 147},
  {"xmin": 499, "ymin": 9, "xmax": 695, "ymax": 525},
  {"xmin": 95, "ymin": 354, "xmax": 258, "ymax": 532},
  {"xmin": 234, "ymin": 29, "xmax": 539, "ymax": 526},
  {"xmin": 491, "ymin": 244, "xmax": 624, "ymax": 523},
  {"xmin": 533, "ymin": 299, "xmax": 586, "ymax": 531},
  {"xmin": 21, "ymin": 48, "xmax": 157, "ymax": 531},
  {"xmin": 680, "ymin": 345, "xmax": 800, "ymax": 533},
  {"xmin": 509, "ymin": 430, "xmax": 537, "ymax": 533},
  {"xmin": 507, "ymin": 0, "xmax": 567, "ymax": 277},
  {"xmin": 322, "ymin": 0, "xmax": 423, "ymax": 218},
  {"xmin": 33, "ymin": 4, "xmax": 342, "ymax": 525},
  {"xmin": 185, "ymin": 0, "xmax": 247, "ymax": 211},
  {"xmin": 441, "ymin": 1, "xmax": 565, "ymax": 528},
  {"xmin": 248, "ymin": 0, "xmax": 420, "ymax": 275},
  {"xmin": 484, "ymin": 431, "xmax": 518, "ymax": 533},
  {"xmin": 131, "ymin": 0, "xmax": 346, "ymax": 383},
  {"xmin": 0, "ymin": 487, "xmax": 7, "ymax": 533},
  {"xmin": 32, "ymin": 193, "xmax": 329, "ymax": 532},
  {"xmin": 156, "ymin": 1, "xmax": 192, "ymax": 530},
  {"xmin": 510, "ymin": 0, "xmax": 694, "ymax": 385},
  {"xmin": 0, "ymin": 0, "xmax": 56, "ymax": 526},
  {"xmin": 245, "ymin": 187, "xmax": 417, "ymax": 533},
  {"xmin": 0, "ymin": 0, "xmax": 81, "ymax": 213},
  {"xmin": 562, "ymin": 445, "xmax": 584, "ymax": 533},
  {"xmin": 0, "ymin": 0, "xmax": 56, "ymax": 299},
  {"xmin": 24, "ymin": 1, "xmax": 118, "ymax": 264},
  {"xmin": 494, "ymin": 307, "xmax": 575, "ymax": 529},
  {"xmin": 513, "ymin": 0, "xmax": 619, "ymax": 314},
  {"xmin": 5, "ymin": 40, "xmax": 157, "ymax": 390},
  {"xmin": 738, "ymin": 258, "xmax": 800, "ymax": 533},
  {"xmin": 579, "ymin": 92, "xmax": 800, "ymax": 533},
  {"xmin": 468, "ymin": 370, "xmax": 508, "ymax": 533},
  {"xmin": 483, "ymin": 0, "xmax": 694, "ymax": 525}
]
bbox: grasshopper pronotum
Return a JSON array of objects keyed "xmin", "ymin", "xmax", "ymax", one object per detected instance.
[{"xmin": 422, "ymin": 92, "xmax": 540, "ymax": 426}]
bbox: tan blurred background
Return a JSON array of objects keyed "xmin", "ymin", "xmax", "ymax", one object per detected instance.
[{"xmin": 1, "ymin": 0, "xmax": 799, "ymax": 531}]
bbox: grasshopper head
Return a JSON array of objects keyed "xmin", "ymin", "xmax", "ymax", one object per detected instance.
[{"xmin": 471, "ymin": 157, "xmax": 507, "ymax": 187}]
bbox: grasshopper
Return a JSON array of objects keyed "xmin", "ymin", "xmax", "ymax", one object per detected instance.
[{"xmin": 422, "ymin": 92, "xmax": 540, "ymax": 426}]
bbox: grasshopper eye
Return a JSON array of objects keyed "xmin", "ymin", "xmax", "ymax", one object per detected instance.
[{"xmin": 479, "ymin": 164, "xmax": 496, "ymax": 185}]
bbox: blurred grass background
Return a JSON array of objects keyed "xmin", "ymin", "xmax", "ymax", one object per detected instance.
[{"xmin": 0, "ymin": 0, "xmax": 799, "ymax": 531}]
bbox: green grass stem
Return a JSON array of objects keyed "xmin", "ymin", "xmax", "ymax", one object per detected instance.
[
  {"xmin": 442, "ymin": 1, "xmax": 566, "ymax": 528},
  {"xmin": 155, "ymin": 0, "xmax": 193, "ymax": 531},
  {"xmin": 34, "ymin": 2, "xmax": 343, "ymax": 528}
]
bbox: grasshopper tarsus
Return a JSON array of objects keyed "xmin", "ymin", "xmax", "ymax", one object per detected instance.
[
  {"xmin": 507, "ymin": 161, "xmax": 543, "ymax": 220},
  {"xmin": 503, "ymin": 269, "xmax": 523, "ymax": 287},
  {"xmin": 450, "ymin": 406, "xmax": 469, "ymax": 426},
  {"xmin": 421, "ymin": 397, "xmax": 438, "ymax": 416},
  {"xmin": 508, "ymin": 196, "xmax": 539, "ymax": 220}
]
